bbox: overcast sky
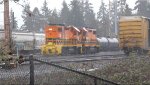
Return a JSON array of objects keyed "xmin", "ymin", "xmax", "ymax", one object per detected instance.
[{"xmin": 0, "ymin": 0, "xmax": 136, "ymax": 27}]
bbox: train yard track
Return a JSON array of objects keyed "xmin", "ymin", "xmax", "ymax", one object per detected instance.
[
  {"xmin": 0, "ymin": 51, "xmax": 125, "ymax": 69},
  {"xmin": 21, "ymin": 51, "xmax": 125, "ymax": 64},
  {"xmin": 0, "ymin": 51, "xmax": 126, "ymax": 80}
]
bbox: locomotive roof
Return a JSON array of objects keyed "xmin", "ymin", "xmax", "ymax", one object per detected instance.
[
  {"xmin": 48, "ymin": 23, "xmax": 65, "ymax": 26},
  {"xmin": 12, "ymin": 32, "xmax": 45, "ymax": 36},
  {"xmin": 82, "ymin": 27, "xmax": 88, "ymax": 32},
  {"xmin": 119, "ymin": 16, "xmax": 150, "ymax": 22},
  {"xmin": 68, "ymin": 26, "xmax": 80, "ymax": 32}
]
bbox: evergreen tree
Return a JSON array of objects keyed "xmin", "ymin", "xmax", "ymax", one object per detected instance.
[
  {"xmin": 60, "ymin": 1, "xmax": 70, "ymax": 25},
  {"xmin": 117, "ymin": 0, "xmax": 132, "ymax": 16},
  {"xmin": 97, "ymin": 2, "xmax": 110, "ymax": 37},
  {"xmin": 108, "ymin": 0, "xmax": 132, "ymax": 36},
  {"xmin": 83, "ymin": 0, "xmax": 98, "ymax": 29},
  {"xmin": 48, "ymin": 9, "xmax": 60, "ymax": 24},
  {"xmin": 41, "ymin": 0, "xmax": 51, "ymax": 17},
  {"xmin": 10, "ymin": 9, "xmax": 18, "ymax": 31},
  {"xmin": 134, "ymin": 0, "xmax": 150, "ymax": 18},
  {"xmin": 32, "ymin": 7, "xmax": 42, "ymax": 32},
  {"xmin": 70, "ymin": 0, "xmax": 84, "ymax": 27},
  {"xmin": 21, "ymin": 3, "xmax": 33, "ymax": 32},
  {"xmin": 41, "ymin": 0, "xmax": 51, "ymax": 30},
  {"xmin": 124, "ymin": 4, "xmax": 132, "ymax": 16}
]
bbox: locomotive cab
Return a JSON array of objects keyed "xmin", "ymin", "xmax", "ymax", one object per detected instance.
[{"xmin": 42, "ymin": 24, "xmax": 81, "ymax": 56}]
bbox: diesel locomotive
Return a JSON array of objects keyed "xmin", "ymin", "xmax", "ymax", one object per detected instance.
[{"xmin": 41, "ymin": 24, "xmax": 119, "ymax": 55}]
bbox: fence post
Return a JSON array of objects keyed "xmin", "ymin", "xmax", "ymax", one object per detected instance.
[
  {"xmin": 94, "ymin": 78, "xmax": 97, "ymax": 85},
  {"xmin": 29, "ymin": 54, "xmax": 34, "ymax": 85}
]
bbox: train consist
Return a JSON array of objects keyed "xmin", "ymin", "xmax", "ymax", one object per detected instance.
[
  {"xmin": 2, "ymin": 16, "xmax": 150, "ymax": 56},
  {"xmin": 119, "ymin": 16, "xmax": 150, "ymax": 55},
  {"xmin": 41, "ymin": 24, "xmax": 119, "ymax": 55},
  {"xmin": 0, "ymin": 24, "xmax": 120, "ymax": 56}
]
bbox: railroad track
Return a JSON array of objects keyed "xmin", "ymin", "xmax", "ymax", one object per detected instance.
[
  {"xmin": 0, "ymin": 51, "xmax": 125, "ymax": 69},
  {"xmin": 20, "ymin": 51, "xmax": 125, "ymax": 64}
]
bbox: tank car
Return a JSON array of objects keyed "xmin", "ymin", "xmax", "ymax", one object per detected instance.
[
  {"xmin": 12, "ymin": 32, "xmax": 45, "ymax": 55},
  {"xmin": 0, "ymin": 29, "xmax": 45, "ymax": 55},
  {"xmin": 107, "ymin": 38, "xmax": 119, "ymax": 51},
  {"xmin": 97, "ymin": 37, "xmax": 119, "ymax": 52}
]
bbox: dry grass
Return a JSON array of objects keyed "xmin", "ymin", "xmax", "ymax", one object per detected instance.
[{"xmin": 92, "ymin": 54, "xmax": 150, "ymax": 85}]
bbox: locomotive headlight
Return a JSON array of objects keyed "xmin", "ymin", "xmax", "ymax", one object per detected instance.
[{"xmin": 49, "ymin": 28, "xmax": 52, "ymax": 31}]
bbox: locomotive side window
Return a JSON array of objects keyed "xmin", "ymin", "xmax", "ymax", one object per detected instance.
[
  {"xmin": 58, "ymin": 28, "xmax": 62, "ymax": 32},
  {"xmin": 93, "ymin": 31, "xmax": 96, "ymax": 34},
  {"xmin": 89, "ymin": 30, "xmax": 92, "ymax": 32},
  {"xmin": 83, "ymin": 32, "xmax": 86, "ymax": 36}
]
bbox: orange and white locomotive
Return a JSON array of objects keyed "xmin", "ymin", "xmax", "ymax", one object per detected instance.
[{"xmin": 41, "ymin": 24, "xmax": 99, "ymax": 55}]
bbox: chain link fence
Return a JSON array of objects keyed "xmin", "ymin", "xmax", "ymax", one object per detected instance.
[
  {"xmin": 0, "ymin": 64, "xmax": 30, "ymax": 85},
  {"xmin": 0, "ymin": 55, "xmax": 120, "ymax": 85}
]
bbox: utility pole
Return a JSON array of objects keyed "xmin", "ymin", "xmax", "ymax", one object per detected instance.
[
  {"xmin": 114, "ymin": 0, "xmax": 118, "ymax": 37},
  {"xmin": 12, "ymin": 12, "xmax": 14, "ymax": 29},
  {"xmin": 4, "ymin": 0, "xmax": 11, "ymax": 54},
  {"xmin": 108, "ymin": 0, "xmax": 111, "ymax": 37}
]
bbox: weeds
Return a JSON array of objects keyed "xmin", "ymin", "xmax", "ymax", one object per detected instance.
[{"xmin": 93, "ymin": 54, "xmax": 150, "ymax": 85}]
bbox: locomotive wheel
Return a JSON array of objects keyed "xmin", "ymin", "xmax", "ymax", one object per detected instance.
[
  {"xmin": 77, "ymin": 47, "xmax": 81, "ymax": 54},
  {"xmin": 73, "ymin": 46, "xmax": 77, "ymax": 55},
  {"xmin": 82, "ymin": 47, "xmax": 88, "ymax": 54},
  {"xmin": 136, "ymin": 49, "xmax": 142, "ymax": 55},
  {"xmin": 124, "ymin": 51, "xmax": 129, "ymax": 56},
  {"xmin": 95, "ymin": 47, "xmax": 98, "ymax": 53},
  {"xmin": 136, "ymin": 49, "xmax": 148, "ymax": 55},
  {"xmin": 123, "ymin": 49, "xmax": 129, "ymax": 56},
  {"xmin": 61, "ymin": 47, "xmax": 67, "ymax": 56}
]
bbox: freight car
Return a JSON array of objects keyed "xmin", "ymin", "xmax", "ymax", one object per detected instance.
[
  {"xmin": 97, "ymin": 37, "xmax": 119, "ymax": 51},
  {"xmin": 0, "ymin": 29, "xmax": 45, "ymax": 55},
  {"xmin": 119, "ymin": 16, "xmax": 150, "ymax": 55},
  {"xmin": 12, "ymin": 32, "xmax": 45, "ymax": 54}
]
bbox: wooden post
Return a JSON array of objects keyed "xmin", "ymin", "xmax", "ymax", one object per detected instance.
[
  {"xmin": 94, "ymin": 78, "xmax": 97, "ymax": 85},
  {"xmin": 29, "ymin": 54, "xmax": 34, "ymax": 85},
  {"xmin": 4, "ymin": 0, "xmax": 11, "ymax": 54}
]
